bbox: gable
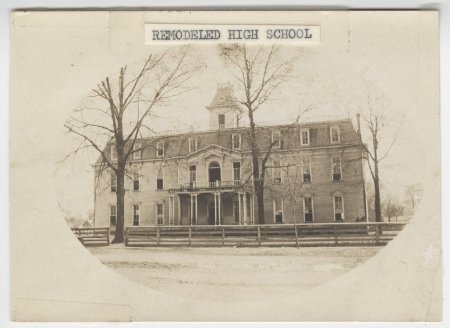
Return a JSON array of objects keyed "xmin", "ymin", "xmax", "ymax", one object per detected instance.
[{"xmin": 186, "ymin": 144, "xmax": 242, "ymax": 162}]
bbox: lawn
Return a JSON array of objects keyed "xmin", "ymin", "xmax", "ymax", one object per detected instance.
[{"xmin": 89, "ymin": 245, "xmax": 380, "ymax": 302}]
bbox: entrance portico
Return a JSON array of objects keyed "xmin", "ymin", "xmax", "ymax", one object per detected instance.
[{"xmin": 167, "ymin": 188, "xmax": 254, "ymax": 226}]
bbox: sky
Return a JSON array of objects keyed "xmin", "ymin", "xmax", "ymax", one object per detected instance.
[{"xmin": 9, "ymin": 11, "xmax": 439, "ymax": 220}]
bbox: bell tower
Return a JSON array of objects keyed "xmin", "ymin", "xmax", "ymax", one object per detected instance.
[{"xmin": 207, "ymin": 83, "xmax": 244, "ymax": 130}]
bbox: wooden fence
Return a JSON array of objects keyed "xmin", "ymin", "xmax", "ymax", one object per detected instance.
[
  {"xmin": 124, "ymin": 222, "xmax": 406, "ymax": 247},
  {"xmin": 72, "ymin": 227, "xmax": 110, "ymax": 246}
]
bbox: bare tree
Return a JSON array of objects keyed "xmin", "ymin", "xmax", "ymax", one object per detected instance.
[
  {"xmin": 357, "ymin": 87, "xmax": 402, "ymax": 223},
  {"xmin": 383, "ymin": 194, "xmax": 404, "ymax": 222},
  {"xmin": 266, "ymin": 152, "xmax": 310, "ymax": 224},
  {"xmin": 65, "ymin": 47, "xmax": 200, "ymax": 243},
  {"xmin": 219, "ymin": 44, "xmax": 299, "ymax": 224},
  {"xmin": 383, "ymin": 194, "xmax": 394, "ymax": 222},
  {"xmin": 405, "ymin": 183, "xmax": 423, "ymax": 216}
]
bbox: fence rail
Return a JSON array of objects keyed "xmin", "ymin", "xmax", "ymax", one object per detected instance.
[
  {"xmin": 72, "ymin": 227, "xmax": 110, "ymax": 246},
  {"xmin": 124, "ymin": 222, "xmax": 406, "ymax": 248}
]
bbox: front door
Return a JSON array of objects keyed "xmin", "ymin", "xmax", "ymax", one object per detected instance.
[{"xmin": 207, "ymin": 202, "xmax": 215, "ymax": 225}]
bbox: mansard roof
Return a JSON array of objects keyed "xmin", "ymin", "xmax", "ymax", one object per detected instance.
[
  {"xmin": 207, "ymin": 83, "xmax": 238, "ymax": 108},
  {"xmin": 97, "ymin": 118, "xmax": 362, "ymax": 164}
]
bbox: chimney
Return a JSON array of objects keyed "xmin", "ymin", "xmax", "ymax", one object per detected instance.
[{"xmin": 356, "ymin": 113, "xmax": 361, "ymax": 135}]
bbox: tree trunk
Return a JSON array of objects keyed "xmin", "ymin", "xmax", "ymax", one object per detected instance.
[
  {"xmin": 248, "ymin": 107, "xmax": 266, "ymax": 225},
  {"xmin": 113, "ymin": 164, "xmax": 126, "ymax": 243},
  {"xmin": 255, "ymin": 182, "xmax": 265, "ymax": 224},
  {"xmin": 374, "ymin": 177, "xmax": 382, "ymax": 223}
]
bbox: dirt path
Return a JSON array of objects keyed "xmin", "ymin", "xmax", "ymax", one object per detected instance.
[{"xmin": 89, "ymin": 246, "xmax": 380, "ymax": 303}]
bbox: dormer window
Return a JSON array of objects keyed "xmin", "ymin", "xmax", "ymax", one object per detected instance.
[
  {"xmin": 133, "ymin": 143, "xmax": 141, "ymax": 160},
  {"xmin": 189, "ymin": 138, "xmax": 198, "ymax": 153},
  {"xmin": 232, "ymin": 133, "xmax": 241, "ymax": 149},
  {"xmin": 218, "ymin": 114, "xmax": 225, "ymax": 130},
  {"xmin": 300, "ymin": 129, "xmax": 310, "ymax": 146},
  {"xmin": 330, "ymin": 126, "xmax": 341, "ymax": 143},
  {"xmin": 156, "ymin": 142, "xmax": 164, "ymax": 157},
  {"xmin": 272, "ymin": 131, "xmax": 281, "ymax": 148}
]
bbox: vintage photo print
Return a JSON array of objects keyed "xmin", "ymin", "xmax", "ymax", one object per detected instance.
[{"xmin": 10, "ymin": 10, "xmax": 441, "ymax": 322}]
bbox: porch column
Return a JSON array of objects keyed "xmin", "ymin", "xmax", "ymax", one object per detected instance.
[
  {"xmin": 177, "ymin": 194, "xmax": 181, "ymax": 225},
  {"xmin": 170, "ymin": 194, "xmax": 175, "ymax": 226},
  {"xmin": 194, "ymin": 193, "xmax": 198, "ymax": 225},
  {"xmin": 250, "ymin": 193, "xmax": 254, "ymax": 225},
  {"xmin": 238, "ymin": 192, "xmax": 242, "ymax": 225},
  {"xmin": 190, "ymin": 193, "xmax": 194, "ymax": 225},
  {"xmin": 168, "ymin": 195, "xmax": 172, "ymax": 225},
  {"xmin": 243, "ymin": 192, "xmax": 248, "ymax": 225},
  {"xmin": 218, "ymin": 192, "xmax": 222, "ymax": 225},
  {"xmin": 251, "ymin": 193, "xmax": 255, "ymax": 225},
  {"xmin": 172, "ymin": 195, "xmax": 176, "ymax": 226},
  {"xmin": 214, "ymin": 192, "xmax": 218, "ymax": 225}
]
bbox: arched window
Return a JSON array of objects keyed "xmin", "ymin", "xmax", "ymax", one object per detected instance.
[{"xmin": 208, "ymin": 161, "xmax": 221, "ymax": 185}]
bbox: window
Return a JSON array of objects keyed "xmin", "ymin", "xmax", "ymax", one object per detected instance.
[
  {"xmin": 133, "ymin": 204, "xmax": 140, "ymax": 226},
  {"xmin": 156, "ymin": 142, "xmax": 164, "ymax": 157},
  {"xmin": 304, "ymin": 197, "xmax": 314, "ymax": 222},
  {"xmin": 133, "ymin": 172, "xmax": 140, "ymax": 191},
  {"xmin": 273, "ymin": 198, "xmax": 283, "ymax": 223},
  {"xmin": 156, "ymin": 203, "xmax": 164, "ymax": 225},
  {"xmin": 110, "ymin": 174, "xmax": 117, "ymax": 192},
  {"xmin": 133, "ymin": 143, "xmax": 141, "ymax": 160},
  {"xmin": 330, "ymin": 126, "xmax": 341, "ymax": 143},
  {"xmin": 233, "ymin": 162, "xmax": 241, "ymax": 182},
  {"xmin": 110, "ymin": 205, "xmax": 116, "ymax": 225},
  {"xmin": 303, "ymin": 163, "xmax": 312, "ymax": 183},
  {"xmin": 272, "ymin": 131, "xmax": 281, "ymax": 148},
  {"xmin": 189, "ymin": 165, "xmax": 196, "ymax": 187},
  {"xmin": 334, "ymin": 195, "xmax": 344, "ymax": 221},
  {"xmin": 300, "ymin": 129, "xmax": 310, "ymax": 146},
  {"xmin": 273, "ymin": 160, "xmax": 281, "ymax": 184},
  {"xmin": 218, "ymin": 114, "xmax": 225, "ymax": 129},
  {"xmin": 332, "ymin": 156, "xmax": 342, "ymax": 181},
  {"xmin": 111, "ymin": 145, "xmax": 117, "ymax": 161},
  {"xmin": 157, "ymin": 178, "xmax": 164, "ymax": 190},
  {"xmin": 232, "ymin": 133, "xmax": 241, "ymax": 149},
  {"xmin": 189, "ymin": 138, "xmax": 198, "ymax": 152}
]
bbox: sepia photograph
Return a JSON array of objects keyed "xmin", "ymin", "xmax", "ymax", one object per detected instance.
[{"xmin": 9, "ymin": 10, "xmax": 441, "ymax": 322}]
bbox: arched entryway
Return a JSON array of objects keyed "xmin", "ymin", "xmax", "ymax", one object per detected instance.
[{"xmin": 208, "ymin": 161, "xmax": 221, "ymax": 186}]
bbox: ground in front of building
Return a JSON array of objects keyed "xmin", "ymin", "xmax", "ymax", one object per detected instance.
[{"xmin": 89, "ymin": 245, "xmax": 380, "ymax": 302}]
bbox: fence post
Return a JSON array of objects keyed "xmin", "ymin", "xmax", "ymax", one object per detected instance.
[
  {"xmin": 257, "ymin": 225, "xmax": 261, "ymax": 247},
  {"xmin": 188, "ymin": 226, "xmax": 192, "ymax": 246},
  {"xmin": 334, "ymin": 225, "xmax": 338, "ymax": 246},
  {"xmin": 124, "ymin": 228, "xmax": 129, "ymax": 247},
  {"xmin": 156, "ymin": 226, "xmax": 160, "ymax": 246},
  {"xmin": 107, "ymin": 228, "xmax": 110, "ymax": 245},
  {"xmin": 222, "ymin": 226, "xmax": 225, "ymax": 247},
  {"xmin": 294, "ymin": 224, "xmax": 299, "ymax": 249},
  {"xmin": 375, "ymin": 224, "xmax": 380, "ymax": 246}
]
